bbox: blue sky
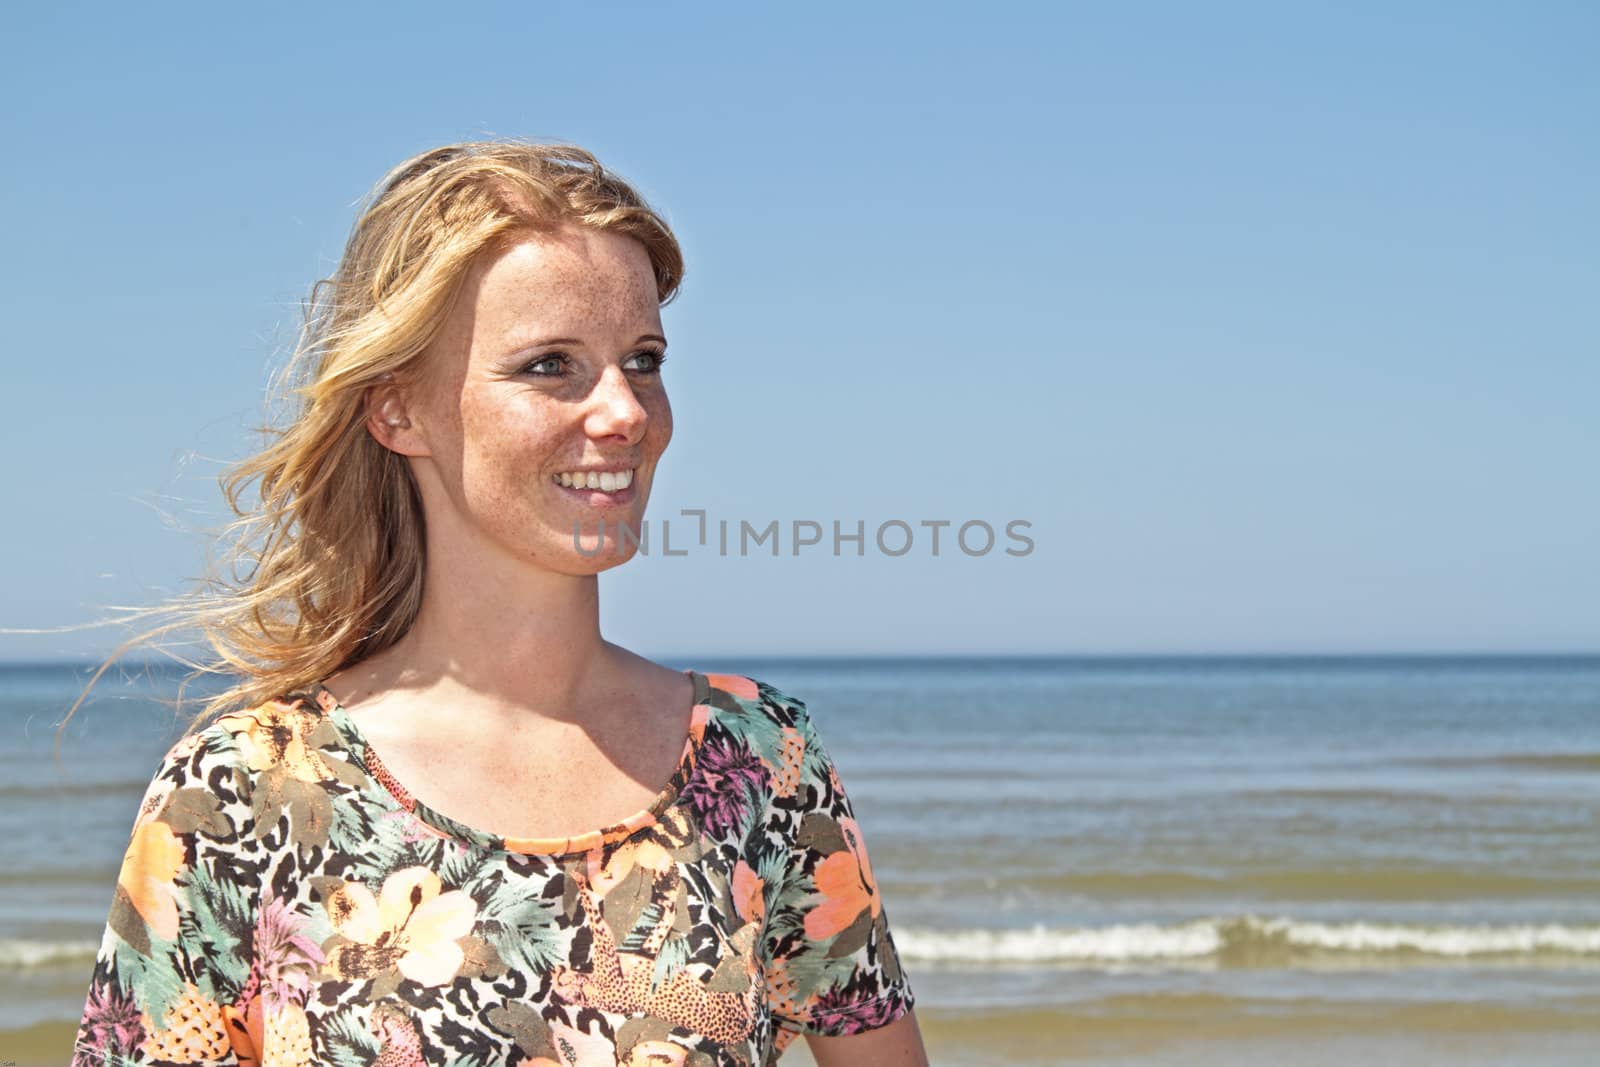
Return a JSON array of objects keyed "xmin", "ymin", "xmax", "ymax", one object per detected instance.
[{"xmin": 2, "ymin": 1, "xmax": 1595, "ymax": 661}]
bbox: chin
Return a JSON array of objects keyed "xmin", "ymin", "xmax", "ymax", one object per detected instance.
[{"xmin": 552, "ymin": 528, "xmax": 647, "ymax": 573}]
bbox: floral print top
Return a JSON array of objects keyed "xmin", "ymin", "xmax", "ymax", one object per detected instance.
[{"xmin": 74, "ymin": 670, "xmax": 914, "ymax": 1066}]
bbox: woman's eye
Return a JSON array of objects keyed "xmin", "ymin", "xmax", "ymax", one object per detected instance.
[
  {"xmin": 522, "ymin": 350, "xmax": 665, "ymax": 378},
  {"xmin": 627, "ymin": 350, "xmax": 668, "ymax": 373},
  {"xmin": 522, "ymin": 354, "xmax": 568, "ymax": 376}
]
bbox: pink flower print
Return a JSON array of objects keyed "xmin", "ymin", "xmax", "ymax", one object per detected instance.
[
  {"xmin": 808, "ymin": 983, "xmax": 903, "ymax": 1035},
  {"xmin": 681, "ymin": 736, "xmax": 769, "ymax": 839},
  {"xmin": 75, "ymin": 980, "xmax": 144, "ymax": 1066}
]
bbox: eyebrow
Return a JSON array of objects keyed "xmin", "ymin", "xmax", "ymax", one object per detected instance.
[{"xmin": 517, "ymin": 333, "xmax": 668, "ymax": 349}]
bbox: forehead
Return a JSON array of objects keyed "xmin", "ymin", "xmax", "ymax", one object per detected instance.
[{"xmin": 460, "ymin": 225, "xmax": 661, "ymax": 347}]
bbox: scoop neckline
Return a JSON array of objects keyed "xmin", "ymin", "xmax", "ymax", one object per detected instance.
[{"xmin": 313, "ymin": 668, "xmax": 712, "ymax": 858}]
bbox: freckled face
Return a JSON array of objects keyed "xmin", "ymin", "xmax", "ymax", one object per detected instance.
[{"xmin": 404, "ymin": 224, "xmax": 672, "ymax": 575}]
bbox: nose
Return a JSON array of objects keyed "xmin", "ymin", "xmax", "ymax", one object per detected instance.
[{"xmin": 584, "ymin": 364, "xmax": 649, "ymax": 442}]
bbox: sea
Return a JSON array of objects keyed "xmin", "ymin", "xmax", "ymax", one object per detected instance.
[{"xmin": 3, "ymin": 655, "xmax": 1597, "ymax": 1066}]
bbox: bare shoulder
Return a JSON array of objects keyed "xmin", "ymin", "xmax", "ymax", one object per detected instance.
[
  {"xmin": 604, "ymin": 644, "xmax": 696, "ymax": 716},
  {"xmin": 317, "ymin": 654, "xmax": 405, "ymax": 716}
]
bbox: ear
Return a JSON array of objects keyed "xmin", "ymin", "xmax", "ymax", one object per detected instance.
[{"xmin": 364, "ymin": 374, "xmax": 431, "ymax": 457}]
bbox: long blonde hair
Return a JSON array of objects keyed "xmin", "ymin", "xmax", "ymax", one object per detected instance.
[{"xmin": 64, "ymin": 140, "xmax": 684, "ymax": 728}]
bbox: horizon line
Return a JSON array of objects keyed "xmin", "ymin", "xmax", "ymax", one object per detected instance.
[{"xmin": 3, "ymin": 649, "xmax": 1598, "ymax": 671}]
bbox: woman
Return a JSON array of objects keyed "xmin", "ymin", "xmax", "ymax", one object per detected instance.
[{"xmin": 73, "ymin": 141, "xmax": 925, "ymax": 1066}]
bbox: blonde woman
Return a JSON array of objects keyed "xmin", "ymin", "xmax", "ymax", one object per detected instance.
[{"xmin": 73, "ymin": 142, "xmax": 925, "ymax": 1066}]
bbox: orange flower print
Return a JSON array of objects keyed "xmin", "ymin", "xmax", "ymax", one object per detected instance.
[
  {"xmin": 118, "ymin": 820, "xmax": 185, "ymax": 941},
  {"xmin": 731, "ymin": 859, "xmax": 765, "ymax": 926},
  {"xmin": 215, "ymin": 700, "xmax": 338, "ymax": 784},
  {"xmin": 704, "ymin": 673, "xmax": 759, "ymax": 702},
  {"xmin": 802, "ymin": 816, "xmax": 880, "ymax": 942},
  {"xmin": 321, "ymin": 867, "xmax": 477, "ymax": 987}
]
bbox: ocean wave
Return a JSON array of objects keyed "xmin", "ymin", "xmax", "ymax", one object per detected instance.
[
  {"xmin": 0, "ymin": 868, "xmax": 118, "ymax": 887},
  {"xmin": 893, "ymin": 916, "xmax": 1600, "ymax": 966},
  {"xmin": 907, "ymin": 867, "xmax": 1600, "ymax": 902},
  {"xmin": 0, "ymin": 779, "xmax": 152, "ymax": 800},
  {"xmin": 1413, "ymin": 752, "xmax": 1600, "ymax": 772},
  {"xmin": 0, "ymin": 938, "xmax": 100, "ymax": 968}
]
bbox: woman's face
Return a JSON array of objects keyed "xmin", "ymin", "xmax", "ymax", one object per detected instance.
[{"xmin": 388, "ymin": 223, "xmax": 672, "ymax": 576}]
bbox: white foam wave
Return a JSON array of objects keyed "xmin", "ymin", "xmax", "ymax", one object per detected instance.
[
  {"xmin": 897, "ymin": 920, "xmax": 1222, "ymax": 963},
  {"xmin": 1261, "ymin": 917, "xmax": 1600, "ymax": 956},
  {"xmin": 7, "ymin": 919, "xmax": 1597, "ymax": 973},
  {"xmin": 893, "ymin": 916, "xmax": 1600, "ymax": 964},
  {"xmin": 0, "ymin": 938, "xmax": 100, "ymax": 968}
]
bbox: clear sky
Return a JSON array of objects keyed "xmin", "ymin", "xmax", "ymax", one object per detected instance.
[{"xmin": 2, "ymin": 1, "xmax": 1595, "ymax": 661}]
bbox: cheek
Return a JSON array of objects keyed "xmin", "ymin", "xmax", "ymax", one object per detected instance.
[
  {"xmin": 468, "ymin": 415, "xmax": 525, "ymax": 462},
  {"xmin": 650, "ymin": 392, "xmax": 674, "ymax": 451},
  {"xmin": 455, "ymin": 399, "xmax": 548, "ymax": 496},
  {"xmin": 459, "ymin": 392, "xmax": 540, "ymax": 457}
]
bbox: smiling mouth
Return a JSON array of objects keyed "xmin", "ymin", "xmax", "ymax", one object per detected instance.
[
  {"xmin": 552, "ymin": 467, "xmax": 638, "ymax": 506},
  {"xmin": 552, "ymin": 468, "xmax": 635, "ymax": 492}
]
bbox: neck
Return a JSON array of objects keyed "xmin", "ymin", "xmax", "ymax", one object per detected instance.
[{"xmin": 334, "ymin": 534, "xmax": 629, "ymax": 725}]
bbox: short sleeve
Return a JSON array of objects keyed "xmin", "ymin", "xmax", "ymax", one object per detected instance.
[
  {"xmin": 74, "ymin": 726, "xmax": 258, "ymax": 1067},
  {"xmin": 758, "ymin": 696, "xmax": 915, "ymax": 1041}
]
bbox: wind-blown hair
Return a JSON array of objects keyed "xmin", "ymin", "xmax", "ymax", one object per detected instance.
[{"xmin": 65, "ymin": 140, "xmax": 684, "ymax": 727}]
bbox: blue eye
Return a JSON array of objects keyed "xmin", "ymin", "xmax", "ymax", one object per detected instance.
[
  {"xmin": 520, "ymin": 350, "xmax": 667, "ymax": 378},
  {"xmin": 522, "ymin": 354, "xmax": 569, "ymax": 377},
  {"xmin": 628, "ymin": 349, "xmax": 668, "ymax": 373}
]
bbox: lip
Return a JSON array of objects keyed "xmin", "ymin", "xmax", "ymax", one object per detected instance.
[
  {"xmin": 553, "ymin": 463, "xmax": 638, "ymax": 476},
  {"xmin": 554, "ymin": 479, "xmax": 637, "ymax": 508}
]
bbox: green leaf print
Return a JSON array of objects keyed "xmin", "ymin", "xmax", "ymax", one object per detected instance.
[
  {"xmin": 797, "ymin": 716, "xmax": 834, "ymax": 791},
  {"xmin": 618, "ymin": 901, "xmax": 664, "ymax": 954},
  {"xmin": 476, "ymin": 872, "xmax": 563, "ymax": 974},
  {"xmin": 110, "ymin": 934, "xmax": 184, "ymax": 1024},
  {"xmin": 330, "ymin": 793, "xmax": 446, "ymax": 882},
  {"xmin": 175, "ymin": 859, "xmax": 253, "ymax": 992},
  {"xmin": 727, "ymin": 699, "xmax": 793, "ymax": 770},
  {"xmin": 320, "ymin": 1004, "xmax": 380, "ymax": 1067},
  {"xmin": 438, "ymin": 845, "xmax": 496, "ymax": 888},
  {"xmin": 780, "ymin": 940, "xmax": 861, "ymax": 1003},
  {"xmin": 753, "ymin": 842, "xmax": 789, "ymax": 899},
  {"xmin": 649, "ymin": 935, "xmax": 691, "ymax": 993},
  {"xmin": 328, "ymin": 786, "xmax": 377, "ymax": 846}
]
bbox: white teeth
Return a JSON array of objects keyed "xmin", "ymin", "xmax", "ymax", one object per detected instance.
[{"xmin": 554, "ymin": 469, "xmax": 634, "ymax": 491}]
